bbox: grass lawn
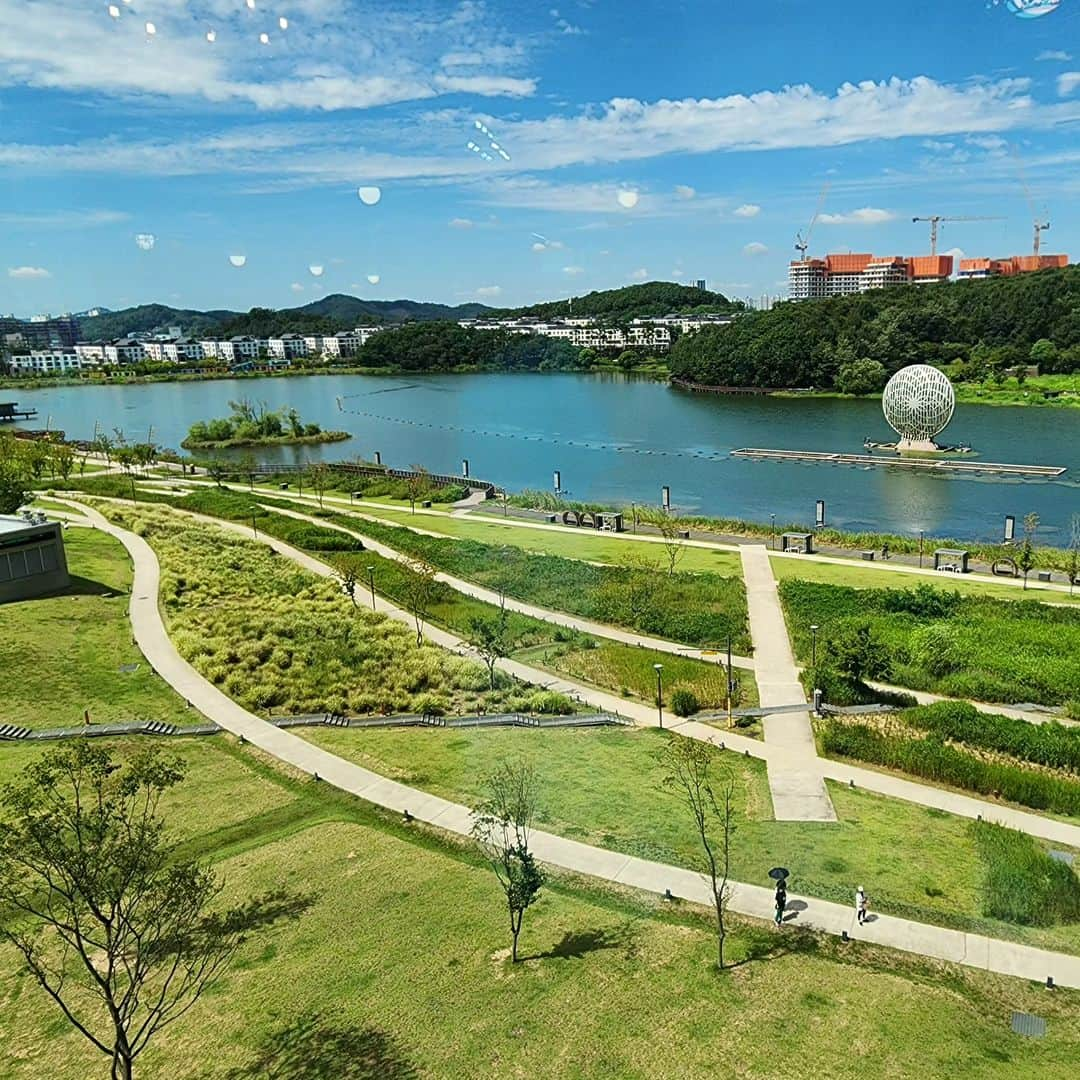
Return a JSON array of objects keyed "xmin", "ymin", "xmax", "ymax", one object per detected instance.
[
  {"xmin": 299, "ymin": 725, "xmax": 1080, "ymax": 955},
  {"xmin": 770, "ymin": 554, "xmax": 1080, "ymax": 605},
  {"xmin": 515, "ymin": 640, "xmax": 760, "ymax": 712},
  {"xmin": 0, "ymin": 526, "xmax": 197, "ymax": 730},
  {"xmin": 2, "ymin": 734, "xmax": 1078, "ymax": 1078}
]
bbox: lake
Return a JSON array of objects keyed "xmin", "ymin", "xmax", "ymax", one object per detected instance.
[{"xmin": 12, "ymin": 371, "xmax": 1080, "ymax": 543}]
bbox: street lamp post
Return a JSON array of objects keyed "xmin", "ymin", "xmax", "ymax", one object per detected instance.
[
  {"xmin": 918, "ymin": 529, "xmax": 925, "ymax": 570},
  {"xmin": 810, "ymin": 624, "xmax": 819, "ymax": 668},
  {"xmin": 726, "ymin": 633, "xmax": 734, "ymax": 727},
  {"xmin": 367, "ymin": 565, "xmax": 376, "ymax": 611},
  {"xmin": 653, "ymin": 663, "xmax": 664, "ymax": 729},
  {"xmin": 770, "ymin": 513, "xmax": 776, "ymax": 550}
]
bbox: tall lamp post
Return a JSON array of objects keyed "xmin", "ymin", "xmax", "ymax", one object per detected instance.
[
  {"xmin": 918, "ymin": 529, "xmax": 925, "ymax": 570},
  {"xmin": 726, "ymin": 633, "xmax": 734, "ymax": 727},
  {"xmin": 770, "ymin": 513, "xmax": 776, "ymax": 550},
  {"xmin": 810, "ymin": 624, "xmax": 819, "ymax": 668},
  {"xmin": 367, "ymin": 565, "xmax": 376, "ymax": 612},
  {"xmin": 653, "ymin": 663, "xmax": 664, "ymax": 729}
]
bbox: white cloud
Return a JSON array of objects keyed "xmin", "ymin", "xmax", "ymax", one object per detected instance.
[
  {"xmin": 0, "ymin": 208, "xmax": 129, "ymax": 227},
  {"xmin": 449, "ymin": 217, "xmax": 474, "ymax": 229},
  {"xmin": 742, "ymin": 242, "xmax": 768, "ymax": 256},
  {"xmin": 921, "ymin": 139, "xmax": 955, "ymax": 152},
  {"xmin": 531, "ymin": 241, "xmax": 547, "ymax": 252},
  {"xmin": 475, "ymin": 285, "xmax": 502, "ymax": 297},
  {"xmin": 629, "ymin": 267, "xmax": 648, "ymax": 281},
  {"xmin": 966, "ymin": 134, "xmax": 1007, "ymax": 151},
  {"xmin": 733, "ymin": 203, "xmax": 761, "ymax": 218},
  {"xmin": 818, "ymin": 207, "xmax": 896, "ymax": 225},
  {"xmin": 674, "ymin": 184, "xmax": 696, "ymax": 200},
  {"xmin": 1037, "ymin": 50, "xmax": 1072, "ymax": 62},
  {"xmin": 290, "ymin": 282, "xmax": 304, "ymax": 293},
  {"xmin": 562, "ymin": 265, "xmax": 585, "ymax": 276},
  {"xmin": 550, "ymin": 8, "xmax": 585, "ymax": 35},
  {"xmin": 0, "ymin": 0, "xmax": 536, "ymax": 111},
  {"xmin": 1058, "ymin": 72, "xmax": 1080, "ymax": 97},
  {"xmin": 7, "ymin": 265, "xmax": 50, "ymax": 278}
]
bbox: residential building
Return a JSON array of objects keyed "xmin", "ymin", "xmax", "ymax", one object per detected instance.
[
  {"xmin": 74, "ymin": 342, "xmax": 108, "ymax": 365},
  {"xmin": 163, "ymin": 338, "xmax": 204, "ymax": 363},
  {"xmin": 104, "ymin": 339, "xmax": 145, "ymax": 364},
  {"xmin": 267, "ymin": 333, "xmax": 308, "ymax": 360},
  {"xmin": 6, "ymin": 351, "xmax": 86, "ymax": 376},
  {"xmin": 957, "ymin": 253, "xmax": 1069, "ymax": 280},
  {"xmin": 0, "ymin": 314, "xmax": 81, "ymax": 349},
  {"xmin": 141, "ymin": 340, "xmax": 169, "ymax": 363},
  {"xmin": 217, "ymin": 336, "xmax": 262, "ymax": 362},
  {"xmin": 788, "ymin": 253, "xmax": 955, "ymax": 300},
  {"xmin": 694, "ymin": 279, "xmax": 706, "ymax": 290}
]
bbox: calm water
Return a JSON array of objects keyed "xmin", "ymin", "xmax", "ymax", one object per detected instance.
[{"xmin": 12, "ymin": 372, "xmax": 1080, "ymax": 542}]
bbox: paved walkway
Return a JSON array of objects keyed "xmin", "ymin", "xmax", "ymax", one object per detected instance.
[
  {"xmin": 259, "ymin": 501, "xmax": 756, "ymax": 669},
  {"xmin": 53, "ymin": 498, "xmax": 1080, "ymax": 990},
  {"xmin": 741, "ymin": 545, "xmax": 836, "ymax": 822}
]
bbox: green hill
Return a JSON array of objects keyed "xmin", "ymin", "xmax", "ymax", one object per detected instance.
[
  {"xmin": 670, "ymin": 264, "xmax": 1080, "ymax": 390},
  {"xmin": 78, "ymin": 304, "xmax": 239, "ymax": 340},
  {"xmin": 495, "ymin": 281, "xmax": 740, "ymax": 322}
]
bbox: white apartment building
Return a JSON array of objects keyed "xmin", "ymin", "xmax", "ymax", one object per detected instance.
[
  {"xmin": 163, "ymin": 338, "xmax": 205, "ymax": 363},
  {"xmin": 267, "ymin": 333, "xmax": 308, "ymax": 360},
  {"xmin": 105, "ymin": 339, "xmax": 145, "ymax": 364},
  {"xmin": 141, "ymin": 340, "xmax": 168, "ymax": 363},
  {"xmin": 457, "ymin": 318, "xmax": 672, "ymax": 351},
  {"xmin": 74, "ymin": 342, "xmax": 108, "ymax": 365},
  {"xmin": 216, "ymin": 336, "xmax": 262, "ymax": 362},
  {"xmin": 7, "ymin": 351, "xmax": 86, "ymax": 376}
]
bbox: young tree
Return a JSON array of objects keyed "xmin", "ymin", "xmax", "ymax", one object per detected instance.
[
  {"xmin": 92, "ymin": 432, "xmax": 114, "ymax": 464},
  {"xmin": 655, "ymin": 514, "xmax": 686, "ymax": 577},
  {"xmin": 0, "ymin": 743, "xmax": 255, "ymax": 1080},
  {"xmin": 405, "ymin": 464, "xmax": 429, "ymax": 514},
  {"xmin": 205, "ymin": 457, "xmax": 230, "ymax": 488},
  {"xmin": 471, "ymin": 761, "xmax": 544, "ymax": 963},
  {"xmin": 334, "ymin": 557, "xmax": 358, "ymax": 607},
  {"xmin": 1018, "ymin": 511, "xmax": 1040, "ymax": 590},
  {"xmin": 828, "ymin": 623, "xmax": 889, "ymax": 684},
  {"xmin": 53, "ymin": 441, "xmax": 76, "ymax": 483},
  {"xmin": 237, "ymin": 452, "xmax": 258, "ymax": 491},
  {"xmin": 402, "ymin": 556, "xmax": 438, "ymax": 644},
  {"xmin": 1068, "ymin": 514, "xmax": 1080, "ymax": 597},
  {"xmin": 664, "ymin": 737, "xmax": 736, "ymax": 970},
  {"xmin": 468, "ymin": 607, "xmax": 519, "ymax": 690},
  {"xmin": 307, "ymin": 462, "xmax": 332, "ymax": 508},
  {"xmin": 0, "ymin": 463, "xmax": 27, "ymax": 514}
]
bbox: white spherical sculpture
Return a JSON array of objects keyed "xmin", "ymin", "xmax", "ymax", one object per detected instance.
[{"xmin": 882, "ymin": 364, "xmax": 955, "ymax": 449}]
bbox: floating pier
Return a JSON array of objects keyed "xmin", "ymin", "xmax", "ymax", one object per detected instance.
[
  {"xmin": 0, "ymin": 402, "xmax": 38, "ymax": 423},
  {"xmin": 732, "ymin": 448, "xmax": 1066, "ymax": 478}
]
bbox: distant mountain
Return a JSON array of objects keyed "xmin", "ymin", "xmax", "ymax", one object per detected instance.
[
  {"xmin": 493, "ymin": 282, "xmax": 742, "ymax": 322},
  {"xmin": 77, "ymin": 294, "xmax": 494, "ymax": 341}
]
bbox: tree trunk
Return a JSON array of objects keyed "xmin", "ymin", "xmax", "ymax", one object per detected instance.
[
  {"xmin": 111, "ymin": 1039, "xmax": 133, "ymax": 1080},
  {"xmin": 510, "ymin": 907, "xmax": 523, "ymax": 963}
]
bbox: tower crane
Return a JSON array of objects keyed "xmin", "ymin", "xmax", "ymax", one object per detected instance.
[
  {"xmin": 911, "ymin": 215, "xmax": 1004, "ymax": 256},
  {"xmin": 794, "ymin": 181, "xmax": 831, "ymax": 261},
  {"xmin": 1012, "ymin": 147, "xmax": 1050, "ymax": 256}
]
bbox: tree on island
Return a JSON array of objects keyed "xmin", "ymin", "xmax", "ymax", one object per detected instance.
[
  {"xmin": 471, "ymin": 760, "xmax": 544, "ymax": 964},
  {"xmin": 665, "ymin": 737, "xmax": 736, "ymax": 970},
  {"xmin": 0, "ymin": 742, "xmax": 279, "ymax": 1080}
]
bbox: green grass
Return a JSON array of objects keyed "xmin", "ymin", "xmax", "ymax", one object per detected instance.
[
  {"xmin": 3, "ymin": 734, "xmax": 1079, "ymax": 1078},
  {"xmin": 0, "ymin": 527, "xmax": 197, "ymax": 730},
  {"xmin": 298, "ymin": 725, "xmax": 1080, "ymax": 954},
  {"xmin": 781, "ymin": 579, "xmax": 1080, "ymax": 707},
  {"xmin": 770, "ymin": 553, "xmax": 1080, "ymax": 605},
  {"xmin": 515, "ymin": 640, "xmax": 760, "ymax": 713}
]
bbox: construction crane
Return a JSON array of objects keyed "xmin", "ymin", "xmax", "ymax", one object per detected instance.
[
  {"xmin": 911, "ymin": 215, "xmax": 1004, "ymax": 256},
  {"xmin": 794, "ymin": 181, "xmax": 831, "ymax": 261},
  {"xmin": 1012, "ymin": 147, "xmax": 1050, "ymax": 256}
]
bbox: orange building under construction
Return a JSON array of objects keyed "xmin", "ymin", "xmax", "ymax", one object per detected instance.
[
  {"xmin": 788, "ymin": 253, "xmax": 954, "ymax": 300},
  {"xmin": 957, "ymin": 253, "xmax": 1069, "ymax": 280}
]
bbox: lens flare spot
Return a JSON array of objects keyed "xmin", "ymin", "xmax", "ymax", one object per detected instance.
[
  {"xmin": 108, "ymin": 4, "xmax": 120, "ymax": 17},
  {"xmin": 229, "ymin": 254, "xmax": 247, "ymax": 268},
  {"xmin": 206, "ymin": 29, "xmax": 216, "ymax": 42},
  {"xmin": 357, "ymin": 186, "xmax": 382, "ymax": 205},
  {"xmin": 144, "ymin": 20, "xmax": 156, "ymax": 34},
  {"xmin": 367, "ymin": 274, "xmax": 380, "ymax": 285},
  {"xmin": 309, "ymin": 265, "xmax": 324, "ymax": 277},
  {"xmin": 617, "ymin": 190, "xmax": 639, "ymax": 209},
  {"xmin": 278, "ymin": 15, "xmax": 288, "ymax": 29},
  {"xmin": 259, "ymin": 31, "xmax": 270, "ymax": 43},
  {"xmin": 134, "ymin": 233, "xmax": 156, "ymax": 251}
]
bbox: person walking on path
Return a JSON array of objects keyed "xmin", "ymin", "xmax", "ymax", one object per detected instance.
[
  {"xmin": 774, "ymin": 881, "xmax": 787, "ymax": 927},
  {"xmin": 856, "ymin": 886, "xmax": 868, "ymax": 925}
]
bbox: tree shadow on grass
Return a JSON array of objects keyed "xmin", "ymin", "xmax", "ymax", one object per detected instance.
[
  {"xmin": 222, "ymin": 888, "xmax": 320, "ymax": 936},
  {"xmin": 728, "ymin": 924, "xmax": 821, "ymax": 969},
  {"xmin": 222, "ymin": 1013, "xmax": 419, "ymax": 1080},
  {"xmin": 522, "ymin": 921, "xmax": 638, "ymax": 962}
]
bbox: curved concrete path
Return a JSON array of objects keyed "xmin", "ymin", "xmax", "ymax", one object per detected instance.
[{"xmin": 52, "ymin": 497, "xmax": 1080, "ymax": 990}]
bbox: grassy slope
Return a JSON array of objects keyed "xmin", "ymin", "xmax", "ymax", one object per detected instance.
[
  {"xmin": 1, "ymin": 735, "xmax": 1077, "ymax": 1078},
  {"xmin": 299, "ymin": 725, "xmax": 1080, "ymax": 955},
  {"xmin": 0, "ymin": 527, "xmax": 197, "ymax": 730}
]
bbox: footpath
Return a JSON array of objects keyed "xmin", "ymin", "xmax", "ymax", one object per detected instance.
[{"xmin": 50, "ymin": 497, "xmax": 1080, "ymax": 991}]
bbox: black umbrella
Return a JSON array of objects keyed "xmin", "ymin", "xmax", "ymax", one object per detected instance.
[{"xmin": 768, "ymin": 867, "xmax": 790, "ymax": 881}]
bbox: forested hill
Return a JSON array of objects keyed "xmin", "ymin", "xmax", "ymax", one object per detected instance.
[
  {"xmin": 670, "ymin": 264, "xmax": 1080, "ymax": 390},
  {"xmin": 77, "ymin": 295, "xmax": 493, "ymax": 340},
  {"xmin": 495, "ymin": 282, "xmax": 740, "ymax": 322}
]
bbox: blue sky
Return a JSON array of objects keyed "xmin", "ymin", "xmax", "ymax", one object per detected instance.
[{"xmin": 2, "ymin": 0, "xmax": 1080, "ymax": 316}]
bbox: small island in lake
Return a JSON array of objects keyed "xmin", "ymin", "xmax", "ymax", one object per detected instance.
[{"xmin": 181, "ymin": 399, "xmax": 350, "ymax": 449}]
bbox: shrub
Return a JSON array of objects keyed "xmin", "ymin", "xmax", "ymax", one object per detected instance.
[
  {"xmin": 909, "ymin": 623, "xmax": 964, "ymax": 678},
  {"xmin": 670, "ymin": 688, "xmax": 700, "ymax": 717},
  {"xmin": 819, "ymin": 720, "xmax": 1080, "ymax": 816},
  {"xmin": 972, "ymin": 821, "xmax": 1080, "ymax": 926}
]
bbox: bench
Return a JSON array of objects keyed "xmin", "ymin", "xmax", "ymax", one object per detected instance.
[{"xmin": 1038, "ymin": 570, "xmax": 1052, "ymax": 583}]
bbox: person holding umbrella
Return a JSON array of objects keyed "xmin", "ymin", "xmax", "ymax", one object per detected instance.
[{"xmin": 769, "ymin": 867, "xmax": 789, "ymax": 927}]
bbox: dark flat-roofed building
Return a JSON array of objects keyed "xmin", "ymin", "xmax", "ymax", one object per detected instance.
[{"xmin": 0, "ymin": 513, "xmax": 70, "ymax": 603}]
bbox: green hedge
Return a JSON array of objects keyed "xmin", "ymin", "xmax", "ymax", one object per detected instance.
[
  {"xmin": 972, "ymin": 821, "xmax": 1080, "ymax": 926},
  {"xmin": 900, "ymin": 702, "xmax": 1080, "ymax": 774},
  {"xmin": 819, "ymin": 721, "xmax": 1080, "ymax": 817}
]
